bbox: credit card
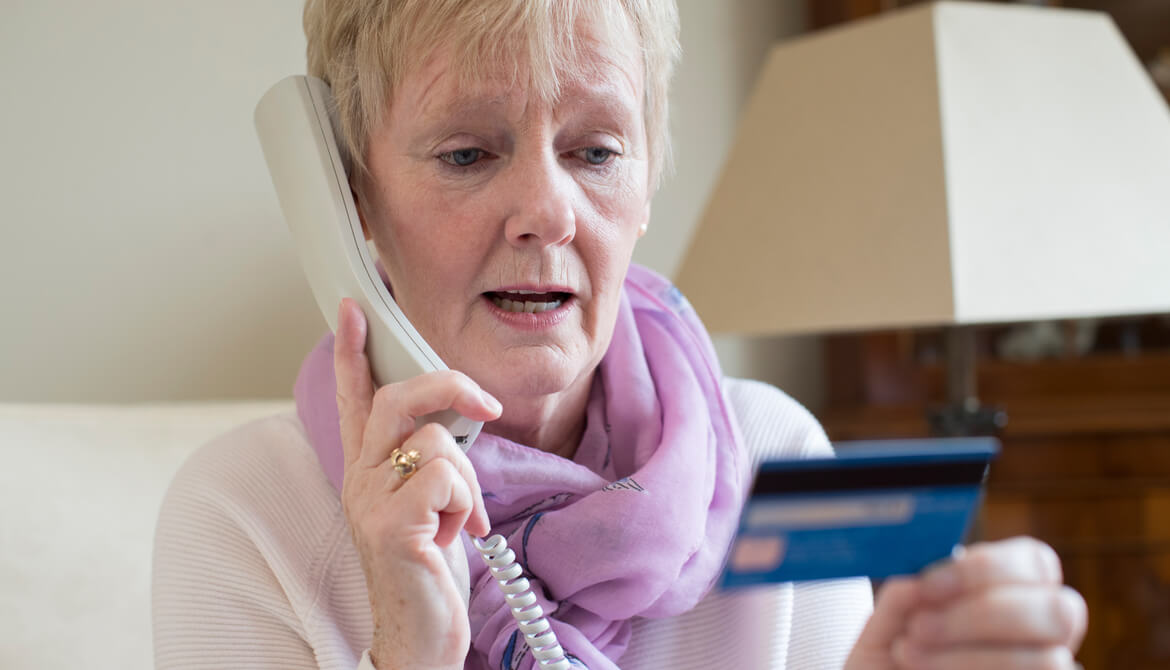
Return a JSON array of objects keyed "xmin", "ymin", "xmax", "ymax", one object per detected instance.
[{"xmin": 720, "ymin": 437, "xmax": 998, "ymax": 588}]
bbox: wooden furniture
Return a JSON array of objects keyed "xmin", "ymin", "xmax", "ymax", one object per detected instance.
[{"xmin": 820, "ymin": 331, "xmax": 1170, "ymax": 669}]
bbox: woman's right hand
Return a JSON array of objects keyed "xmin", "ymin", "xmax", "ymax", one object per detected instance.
[{"xmin": 333, "ymin": 298, "xmax": 502, "ymax": 670}]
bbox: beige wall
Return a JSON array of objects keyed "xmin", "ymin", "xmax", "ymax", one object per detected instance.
[
  {"xmin": 1, "ymin": 0, "xmax": 822, "ymax": 408},
  {"xmin": 2, "ymin": 1, "xmax": 317, "ymax": 402},
  {"xmin": 638, "ymin": 0, "xmax": 824, "ymax": 409}
]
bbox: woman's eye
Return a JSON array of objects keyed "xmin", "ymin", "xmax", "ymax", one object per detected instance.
[
  {"xmin": 439, "ymin": 148, "xmax": 484, "ymax": 167},
  {"xmin": 578, "ymin": 147, "xmax": 617, "ymax": 166}
]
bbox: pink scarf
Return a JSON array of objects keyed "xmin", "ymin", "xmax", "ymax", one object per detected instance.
[{"xmin": 295, "ymin": 263, "xmax": 748, "ymax": 669}]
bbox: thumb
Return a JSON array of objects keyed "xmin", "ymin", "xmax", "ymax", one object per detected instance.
[
  {"xmin": 846, "ymin": 577, "xmax": 921, "ymax": 668},
  {"xmin": 333, "ymin": 298, "xmax": 375, "ymax": 468}
]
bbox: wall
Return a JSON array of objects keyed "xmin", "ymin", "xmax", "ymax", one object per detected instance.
[
  {"xmin": 2, "ymin": 1, "xmax": 317, "ymax": 401},
  {"xmin": 0, "ymin": 0, "xmax": 823, "ymax": 408},
  {"xmin": 638, "ymin": 0, "xmax": 824, "ymax": 408}
]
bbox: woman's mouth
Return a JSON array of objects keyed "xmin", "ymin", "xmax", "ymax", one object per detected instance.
[{"xmin": 485, "ymin": 290, "xmax": 571, "ymax": 314}]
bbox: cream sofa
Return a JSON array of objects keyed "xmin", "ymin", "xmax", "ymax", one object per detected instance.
[{"xmin": 0, "ymin": 401, "xmax": 293, "ymax": 670}]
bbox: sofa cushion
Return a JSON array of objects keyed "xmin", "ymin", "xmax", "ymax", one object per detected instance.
[{"xmin": 0, "ymin": 402, "xmax": 292, "ymax": 670}]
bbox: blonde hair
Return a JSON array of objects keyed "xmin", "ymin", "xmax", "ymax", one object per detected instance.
[{"xmin": 303, "ymin": 0, "xmax": 680, "ymax": 188}]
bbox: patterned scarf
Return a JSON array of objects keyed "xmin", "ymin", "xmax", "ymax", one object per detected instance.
[{"xmin": 295, "ymin": 263, "xmax": 748, "ymax": 669}]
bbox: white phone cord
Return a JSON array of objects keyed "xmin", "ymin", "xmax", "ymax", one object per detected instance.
[{"xmin": 473, "ymin": 534, "xmax": 572, "ymax": 670}]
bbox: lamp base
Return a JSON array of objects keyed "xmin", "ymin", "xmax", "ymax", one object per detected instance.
[{"xmin": 927, "ymin": 398, "xmax": 1008, "ymax": 437}]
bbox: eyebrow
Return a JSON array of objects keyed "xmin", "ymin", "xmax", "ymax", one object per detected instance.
[
  {"xmin": 556, "ymin": 78, "xmax": 640, "ymax": 120},
  {"xmin": 420, "ymin": 93, "xmax": 515, "ymax": 126},
  {"xmin": 401, "ymin": 61, "xmax": 644, "ymax": 159}
]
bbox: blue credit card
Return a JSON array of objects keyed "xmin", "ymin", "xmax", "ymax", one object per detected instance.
[{"xmin": 720, "ymin": 437, "xmax": 999, "ymax": 588}]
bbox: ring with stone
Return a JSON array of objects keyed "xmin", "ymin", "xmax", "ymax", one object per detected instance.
[{"xmin": 391, "ymin": 448, "xmax": 422, "ymax": 480}]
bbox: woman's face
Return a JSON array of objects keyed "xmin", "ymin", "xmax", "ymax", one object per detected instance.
[{"xmin": 355, "ymin": 16, "xmax": 650, "ymax": 404}]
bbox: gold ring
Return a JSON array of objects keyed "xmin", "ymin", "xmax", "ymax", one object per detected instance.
[{"xmin": 391, "ymin": 448, "xmax": 422, "ymax": 480}]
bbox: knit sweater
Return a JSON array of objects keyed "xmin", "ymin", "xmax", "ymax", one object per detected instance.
[{"xmin": 152, "ymin": 378, "xmax": 873, "ymax": 669}]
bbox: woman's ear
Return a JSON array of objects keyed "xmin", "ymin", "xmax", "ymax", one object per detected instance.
[{"xmin": 637, "ymin": 202, "xmax": 651, "ymax": 239}]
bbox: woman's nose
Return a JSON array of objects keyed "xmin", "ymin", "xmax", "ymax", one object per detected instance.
[{"xmin": 503, "ymin": 154, "xmax": 576, "ymax": 249}]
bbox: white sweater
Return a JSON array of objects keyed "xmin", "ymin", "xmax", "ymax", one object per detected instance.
[{"xmin": 152, "ymin": 378, "xmax": 873, "ymax": 669}]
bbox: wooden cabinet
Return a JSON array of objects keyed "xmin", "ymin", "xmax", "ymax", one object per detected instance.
[{"xmin": 821, "ymin": 340, "xmax": 1170, "ymax": 668}]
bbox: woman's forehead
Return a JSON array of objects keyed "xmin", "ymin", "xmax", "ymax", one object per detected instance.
[
  {"xmin": 406, "ymin": 49, "xmax": 644, "ymax": 127},
  {"xmin": 397, "ymin": 5, "xmax": 643, "ymax": 118}
]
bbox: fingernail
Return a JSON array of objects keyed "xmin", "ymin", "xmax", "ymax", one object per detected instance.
[
  {"xmin": 468, "ymin": 508, "xmax": 489, "ymax": 539},
  {"xmin": 922, "ymin": 566, "xmax": 960, "ymax": 600},
  {"xmin": 337, "ymin": 299, "xmax": 364, "ymax": 339},
  {"xmin": 481, "ymin": 390, "xmax": 502, "ymax": 414}
]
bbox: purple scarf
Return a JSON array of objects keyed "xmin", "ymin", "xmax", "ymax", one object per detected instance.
[{"xmin": 295, "ymin": 263, "xmax": 748, "ymax": 670}]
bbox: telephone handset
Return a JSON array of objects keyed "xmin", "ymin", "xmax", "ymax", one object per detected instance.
[
  {"xmin": 253, "ymin": 75, "xmax": 482, "ymax": 449},
  {"xmin": 254, "ymin": 75, "xmax": 570, "ymax": 670}
]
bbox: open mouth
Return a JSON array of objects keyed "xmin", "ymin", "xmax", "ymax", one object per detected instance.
[{"xmin": 485, "ymin": 290, "xmax": 571, "ymax": 314}]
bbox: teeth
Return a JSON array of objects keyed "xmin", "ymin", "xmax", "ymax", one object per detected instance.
[{"xmin": 490, "ymin": 296, "xmax": 564, "ymax": 313}]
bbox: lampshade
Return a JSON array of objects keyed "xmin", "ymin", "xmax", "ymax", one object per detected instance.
[{"xmin": 674, "ymin": 0, "xmax": 1170, "ymax": 336}]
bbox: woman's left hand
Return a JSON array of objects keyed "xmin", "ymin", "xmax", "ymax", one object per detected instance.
[{"xmin": 844, "ymin": 536, "xmax": 1088, "ymax": 670}]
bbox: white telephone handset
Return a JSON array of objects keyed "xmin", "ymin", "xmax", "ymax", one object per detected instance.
[
  {"xmin": 253, "ymin": 75, "xmax": 482, "ymax": 448},
  {"xmin": 254, "ymin": 75, "xmax": 570, "ymax": 670}
]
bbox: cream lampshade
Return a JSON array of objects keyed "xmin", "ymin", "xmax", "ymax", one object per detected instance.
[{"xmin": 675, "ymin": 0, "xmax": 1170, "ymax": 339}]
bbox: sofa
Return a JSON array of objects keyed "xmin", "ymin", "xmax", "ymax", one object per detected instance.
[{"xmin": 0, "ymin": 401, "xmax": 293, "ymax": 669}]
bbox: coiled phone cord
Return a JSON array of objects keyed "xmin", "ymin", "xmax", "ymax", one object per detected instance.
[{"xmin": 473, "ymin": 534, "xmax": 572, "ymax": 670}]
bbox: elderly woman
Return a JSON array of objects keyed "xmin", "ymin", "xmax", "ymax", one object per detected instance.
[{"xmin": 153, "ymin": 1, "xmax": 1087, "ymax": 668}]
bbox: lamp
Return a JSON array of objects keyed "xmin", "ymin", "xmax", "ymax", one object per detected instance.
[{"xmin": 674, "ymin": 0, "xmax": 1170, "ymax": 435}]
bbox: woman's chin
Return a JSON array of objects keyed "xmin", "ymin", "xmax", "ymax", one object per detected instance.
[{"xmin": 468, "ymin": 347, "xmax": 592, "ymax": 401}]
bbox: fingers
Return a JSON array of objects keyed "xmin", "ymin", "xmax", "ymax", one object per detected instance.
[
  {"xmin": 850, "ymin": 577, "xmax": 921, "ymax": 654},
  {"xmin": 360, "ymin": 370, "xmax": 501, "ymax": 469},
  {"xmin": 332, "ymin": 298, "xmax": 501, "ymax": 472},
  {"xmin": 388, "ymin": 423, "xmax": 491, "ymax": 538},
  {"xmin": 892, "ymin": 641, "xmax": 1078, "ymax": 670},
  {"xmin": 349, "ymin": 423, "xmax": 490, "ymax": 554},
  {"xmin": 333, "ymin": 296, "xmax": 498, "ymax": 550},
  {"xmin": 334, "ymin": 298, "xmax": 375, "ymax": 468},
  {"xmin": 906, "ymin": 584, "xmax": 1088, "ymax": 649},
  {"xmin": 921, "ymin": 537, "xmax": 1063, "ymax": 602},
  {"xmin": 886, "ymin": 537, "xmax": 1087, "ymax": 670},
  {"xmin": 394, "ymin": 457, "xmax": 477, "ymax": 549}
]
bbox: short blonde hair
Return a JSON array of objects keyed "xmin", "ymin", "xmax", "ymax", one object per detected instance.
[{"xmin": 303, "ymin": 0, "xmax": 680, "ymax": 188}]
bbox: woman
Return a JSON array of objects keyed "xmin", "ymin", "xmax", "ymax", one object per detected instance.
[{"xmin": 153, "ymin": 1, "xmax": 1087, "ymax": 668}]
